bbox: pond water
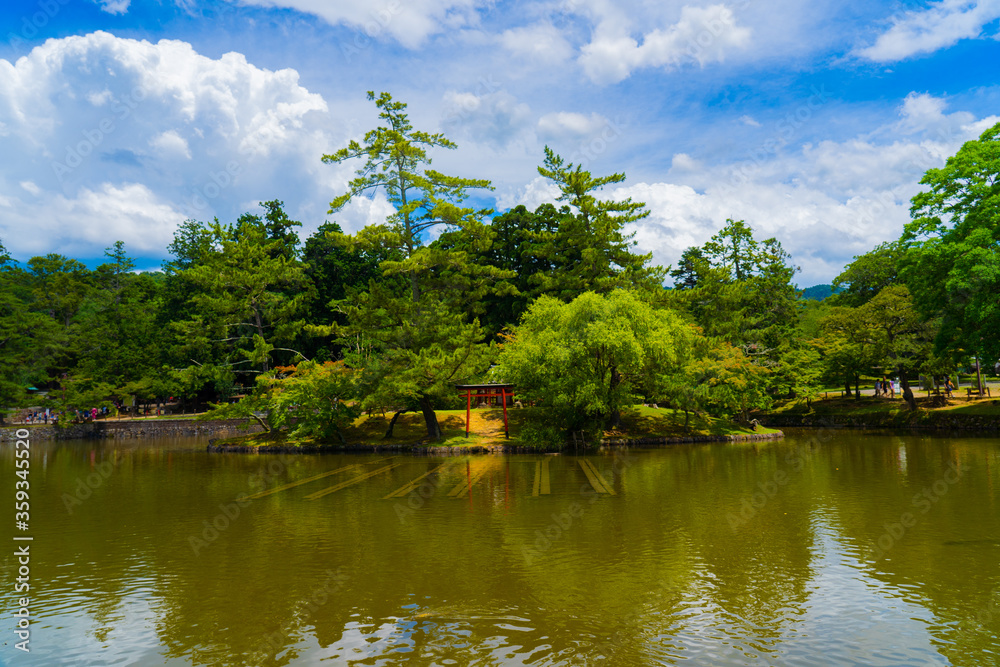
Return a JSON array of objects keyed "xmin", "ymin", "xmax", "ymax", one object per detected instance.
[{"xmin": 2, "ymin": 429, "xmax": 999, "ymax": 666}]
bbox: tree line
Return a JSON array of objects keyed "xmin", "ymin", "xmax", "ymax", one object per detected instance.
[{"xmin": 1, "ymin": 91, "xmax": 997, "ymax": 440}]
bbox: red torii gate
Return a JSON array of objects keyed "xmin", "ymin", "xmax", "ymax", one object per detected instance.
[{"xmin": 455, "ymin": 383, "xmax": 515, "ymax": 439}]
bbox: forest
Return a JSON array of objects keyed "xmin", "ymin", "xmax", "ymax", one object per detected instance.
[{"xmin": 1, "ymin": 92, "xmax": 997, "ymax": 442}]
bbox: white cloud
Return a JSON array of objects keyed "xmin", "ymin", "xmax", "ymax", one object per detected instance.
[
  {"xmin": 857, "ymin": 0, "xmax": 1000, "ymax": 62},
  {"xmin": 0, "ymin": 31, "xmax": 337, "ymax": 259},
  {"xmin": 19, "ymin": 181, "xmax": 41, "ymax": 196},
  {"xmin": 537, "ymin": 111, "xmax": 609, "ymax": 138},
  {"xmin": 97, "ymin": 0, "xmax": 131, "ymax": 14},
  {"xmin": 499, "ymin": 22, "xmax": 573, "ymax": 63},
  {"xmin": 579, "ymin": 4, "xmax": 751, "ymax": 84},
  {"xmin": 440, "ymin": 89, "xmax": 533, "ymax": 149},
  {"xmin": 501, "ymin": 93, "xmax": 997, "ymax": 286},
  {"xmin": 150, "ymin": 130, "xmax": 192, "ymax": 159},
  {"xmin": 739, "ymin": 114, "xmax": 761, "ymax": 127},
  {"xmin": 1, "ymin": 183, "xmax": 184, "ymax": 258},
  {"xmin": 233, "ymin": 0, "xmax": 482, "ymax": 49}
]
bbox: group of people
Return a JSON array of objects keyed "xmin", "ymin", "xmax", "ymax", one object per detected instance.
[
  {"xmin": 19, "ymin": 406, "xmax": 110, "ymax": 424},
  {"xmin": 874, "ymin": 378, "xmax": 898, "ymax": 398}
]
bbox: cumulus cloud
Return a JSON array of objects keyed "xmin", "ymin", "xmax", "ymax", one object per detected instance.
[
  {"xmin": 0, "ymin": 31, "xmax": 337, "ymax": 260},
  {"xmin": 233, "ymin": 0, "xmax": 482, "ymax": 49},
  {"xmin": 440, "ymin": 88, "xmax": 533, "ymax": 149},
  {"xmin": 501, "ymin": 93, "xmax": 997, "ymax": 285},
  {"xmin": 579, "ymin": 4, "xmax": 751, "ymax": 84},
  {"xmin": 857, "ymin": 0, "xmax": 1000, "ymax": 62}
]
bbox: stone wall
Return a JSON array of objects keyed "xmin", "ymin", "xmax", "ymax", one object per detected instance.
[{"xmin": 0, "ymin": 419, "xmax": 263, "ymax": 442}]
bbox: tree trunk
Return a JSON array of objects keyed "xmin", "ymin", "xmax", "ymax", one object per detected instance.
[
  {"xmin": 844, "ymin": 376, "xmax": 852, "ymax": 398},
  {"xmin": 608, "ymin": 366, "xmax": 622, "ymax": 429},
  {"xmin": 975, "ymin": 351, "xmax": 984, "ymax": 394},
  {"xmin": 419, "ymin": 397, "xmax": 442, "ymax": 441},
  {"xmin": 854, "ymin": 375, "xmax": 860, "ymax": 399},
  {"xmin": 383, "ymin": 410, "xmax": 407, "ymax": 439},
  {"xmin": 898, "ymin": 366, "xmax": 917, "ymax": 411}
]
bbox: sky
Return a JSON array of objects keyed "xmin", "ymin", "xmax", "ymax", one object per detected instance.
[{"xmin": 1, "ymin": 0, "xmax": 998, "ymax": 286}]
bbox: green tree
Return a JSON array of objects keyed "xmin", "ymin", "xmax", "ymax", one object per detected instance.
[
  {"xmin": 75, "ymin": 241, "xmax": 163, "ymax": 387},
  {"xmin": 832, "ymin": 241, "xmax": 902, "ymax": 308},
  {"xmin": 861, "ymin": 285, "xmax": 934, "ymax": 411},
  {"xmin": 173, "ymin": 207, "xmax": 312, "ymax": 379},
  {"xmin": 530, "ymin": 147, "xmax": 663, "ymax": 300},
  {"xmin": 206, "ymin": 360, "xmax": 359, "ymax": 443},
  {"xmin": 320, "ymin": 91, "xmax": 508, "ymax": 439},
  {"xmin": 902, "ymin": 121, "xmax": 1000, "ymax": 390},
  {"xmin": 495, "ymin": 290, "xmax": 696, "ymax": 433},
  {"xmin": 669, "ymin": 246, "xmax": 709, "ymax": 290},
  {"xmin": 0, "ymin": 243, "xmax": 56, "ymax": 420}
]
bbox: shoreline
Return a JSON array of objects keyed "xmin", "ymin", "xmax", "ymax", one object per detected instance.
[{"xmin": 205, "ymin": 430, "xmax": 786, "ymax": 454}]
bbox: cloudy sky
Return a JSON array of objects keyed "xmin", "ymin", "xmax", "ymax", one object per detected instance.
[{"xmin": 1, "ymin": 0, "xmax": 998, "ymax": 285}]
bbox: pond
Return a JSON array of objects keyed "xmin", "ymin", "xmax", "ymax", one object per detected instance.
[{"xmin": 2, "ymin": 429, "xmax": 999, "ymax": 665}]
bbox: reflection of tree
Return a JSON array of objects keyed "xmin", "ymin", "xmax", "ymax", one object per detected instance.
[
  {"xmin": 811, "ymin": 434, "xmax": 1000, "ymax": 661},
  {"xmin": 19, "ymin": 435, "xmax": 1000, "ymax": 664}
]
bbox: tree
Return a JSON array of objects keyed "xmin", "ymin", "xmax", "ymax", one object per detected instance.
[
  {"xmin": 861, "ymin": 285, "xmax": 934, "ymax": 411},
  {"xmin": 495, "ymin": 290, "xmax": 696, "ymax": 433},
  {"xmin": 832, "ymin": 241, "xmax": 902, "ymax": 308},
  {"xmin": 173, "ymin": 206, "xmax": 312, "ymax": 377},
  {"xmin": 529, "ymin": 147, "xmax": 663, "ymax": 300},
  {"xmin": 901, "ymin": 121, "xmax": 1000, "ymax": 391},
  {"xmin": 0, "ymin": 242, "xmax": 57, "ymax": 420},
  {"xmin": 75, "ymin": 241, "xmax": 163, "ymax": 387},
  {"xmin": 206, "ymin": 360, "xmax": 359, "ymax": 443},
  {"xmin": 320, "ymin": 91, "xmax": 508, "ymax": 439},
  {"xmin": 669, "ymin": 246, "xmax": 709, "ymax": 290},
  {"xmin": 301, "ymin": 222, "xmax": 397, "ymax": 360}
]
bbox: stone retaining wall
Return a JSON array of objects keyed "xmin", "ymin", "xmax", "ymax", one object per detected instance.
[
  {"xmin": 762, "ymin": 413, "xmax": 1000, "ymax": 431},
  {"xmin": 0, "ymin": 419, "xmax": 263, "ymax": 442}
]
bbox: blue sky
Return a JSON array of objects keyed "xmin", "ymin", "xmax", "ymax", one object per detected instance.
[{"xmin": 1, "ymin": 0, "xmax": 998, "ymax": 285}]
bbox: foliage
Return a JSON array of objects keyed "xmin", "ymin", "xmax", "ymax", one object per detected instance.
[
  {"xmin": 529, "ymin": 147, "xmax": 664, "ymax": 299},
  {"xmin": 495, "ymin": 290, "xmax": 696, "ymax": 432},
  {"xmin": 207, "ymin": 360, "xmax": 359, "ymax": 443},
  {"xmin": 902, "ymin": 120, "xmax": 1000, "ymax": 367},
  {"xmin": 832, "ymin": 241, "xmax": 902, "ymax": 307},
  {"xmin": 320, "ymin": 91, "xmax": 509, "ymax": 439}
]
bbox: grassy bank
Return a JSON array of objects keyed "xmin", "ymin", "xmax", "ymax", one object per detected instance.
[
  {"xmin": 211, "ymin": 405, "xmax": 779, "ymax": 451},
  {"xmin": 763, "ymin": 393, "xmax": 1000, "ymax": 429}
]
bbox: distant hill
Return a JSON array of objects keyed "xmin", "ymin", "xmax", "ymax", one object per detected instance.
[{"xmin": 799, "ymin": 284, "xmax": 842, "ymax": 301}]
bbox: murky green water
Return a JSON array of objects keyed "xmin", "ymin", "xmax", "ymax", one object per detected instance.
[{"xmin": 2, "ymin": 429, "xmax": 999, "ymax": 666}]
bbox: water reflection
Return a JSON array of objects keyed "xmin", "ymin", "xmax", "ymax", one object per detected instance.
[{"xmin": 1, "ymin": 431, "xmax": 999, "ymax": 665}]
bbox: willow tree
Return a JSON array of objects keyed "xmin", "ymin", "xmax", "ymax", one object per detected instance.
[{"xmin": 320, "ymin": 92, "xmax": 511, "ymax": 440}]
